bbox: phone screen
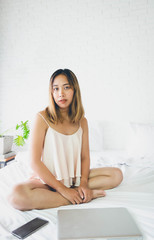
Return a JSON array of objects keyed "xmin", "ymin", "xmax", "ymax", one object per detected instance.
[{"xmin": 11, "ymin": 217, "xmax": 49, "ymax": 239}]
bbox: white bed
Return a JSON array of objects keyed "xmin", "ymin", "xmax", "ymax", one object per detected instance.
[{"xmin": 0, "ymin": 121, "xmax": 154, "ymax": 240}]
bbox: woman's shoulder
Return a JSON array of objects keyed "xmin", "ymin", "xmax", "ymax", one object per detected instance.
[
  {"xmin": 34, "ymin": 109, "xmax": 49, "ymax": 129},
  {"xmin": 80, "ymin": 116, "xmax": 87, "ymax": 124},
  {"xmin": 38, "ymin": 109, "xmax": 46, "ymax": 117},
  {"xmin": 37, "ymin": 109, "xmax": 50, "ymax": 120},
  {"xmin": 80, "ymin": 117, "xmax": 88, "ymax": 130}
]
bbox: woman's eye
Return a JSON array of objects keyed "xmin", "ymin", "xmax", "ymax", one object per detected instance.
[
  {"xmin": 64, "ymin": 86, "xmax": 70, "ymax": 90},
  {"xmin": 53, "ymin": 88, "xmax": 58, "ymax": 91}
]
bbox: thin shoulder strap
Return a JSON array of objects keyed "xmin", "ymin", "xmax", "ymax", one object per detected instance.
[{"xmin": 38, "ymin": 112, "xmax": 50, "ymax": 127}]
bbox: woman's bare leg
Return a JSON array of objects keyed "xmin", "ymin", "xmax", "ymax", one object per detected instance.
[
  {"xmin": 8, "ymin": 179, "xmax": 106, "ymax": 211},
  {"xmin": 88, "ymin": 167, "xmax": 123, "ymax": 190},
  {"xmin": 8, "ymin": 179, "xmax": 70, "ymax": 211}
]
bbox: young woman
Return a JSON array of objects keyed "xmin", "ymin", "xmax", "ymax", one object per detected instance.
[{"xmin": 9, "ymin": 69, "xmax": 123, "ymax": 210}]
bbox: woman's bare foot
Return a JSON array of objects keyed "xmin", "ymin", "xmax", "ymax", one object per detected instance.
[{"xmin": 92, "ymin": 189, "xmax": 106, "ymax": 199}]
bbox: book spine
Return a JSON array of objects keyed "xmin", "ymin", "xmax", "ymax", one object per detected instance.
[
  {"xmin": 0, "ymin": 151, "xmax": 16, "ymax": 159},
  {"xmin": 0, "ymin": 156, "xmax": 16, "ymax": 162}
]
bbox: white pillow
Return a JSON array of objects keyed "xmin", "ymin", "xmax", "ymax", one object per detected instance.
[
  {"xmin": 88, "ymin": 120, "xmax": 129, "ymax": 151},
  {"xmin": 88, "ymin": 120, "xmax": 104, "ymax": 151},
  {"xmin": 126, "ymin": 122, "xmax": 154, "ymax": 158}
]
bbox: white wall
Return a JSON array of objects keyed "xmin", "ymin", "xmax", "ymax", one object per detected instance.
[{"xmin": 0, "ymin": 0, "xmax": 154, "ymax": 134}]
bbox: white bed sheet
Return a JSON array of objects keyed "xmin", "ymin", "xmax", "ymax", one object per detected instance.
[{"xmin": 0, "ymin": 152, "xmax": 154, "ymax": 240}]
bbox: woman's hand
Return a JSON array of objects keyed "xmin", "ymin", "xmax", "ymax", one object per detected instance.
[
  {"xmin": 58, "ymin": 186, "xmax": 83, "ymax": 205},
  {"xmin": 77, "ymin": 182, "xmax": 92, "ymax": 203}
]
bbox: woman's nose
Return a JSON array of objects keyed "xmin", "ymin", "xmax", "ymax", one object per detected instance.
[{"xmin": 59, "ymin": 88, "xmax": 64, "ymax": 97}]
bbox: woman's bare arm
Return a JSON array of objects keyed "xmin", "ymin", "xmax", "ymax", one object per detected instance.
[
  {"xmin": 78, "ymin": 117, "xmax": 92, "ymax": 202},
  {"xmin": 30, "ymin": 113, "xmax": 64, "ymax": 190},
  {"xmin": 80, "ymin": 117, "xmax": 90, "ymax": 183}
]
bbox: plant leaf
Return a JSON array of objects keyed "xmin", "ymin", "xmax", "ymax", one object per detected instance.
[
  {"xmin": 22, "ymin": 121, "xmax": 30, "ymax": 139},
  {"xmin": 14, "ymin": 136, "xmax": 25, "ymax": 146},
  {"xmin": 14, "ymin": 120, "xmax": 30, "ymax": 147},
  {"xmin": 23, "ymin": 129, "xmax": 30, "ymax": 139},
  {"xmin": 16, "ymin": 124, "xmax": 20, "ymax": 130}
]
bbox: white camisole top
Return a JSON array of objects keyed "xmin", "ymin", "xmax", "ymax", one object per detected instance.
[{"xmin": 38, "ymin": 113, "xmax": 83, "ymax": 188}]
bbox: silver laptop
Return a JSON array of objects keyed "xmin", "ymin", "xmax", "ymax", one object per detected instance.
[{"xmin": 57, "ymin": 207, "xmax": 143, "ymax": 240}]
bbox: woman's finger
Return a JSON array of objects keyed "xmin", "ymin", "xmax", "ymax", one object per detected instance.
[
  {"xmin": 78, "ymin": 188, "xmax": 84, "ymax": 200},
  {"xmin": 70, "ymin": 190, "xmax": 83, "ymax": 204}
]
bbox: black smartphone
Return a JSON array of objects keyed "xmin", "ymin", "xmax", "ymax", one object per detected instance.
[{"xmin": 11, "ymin": 217, "xmax": 49, "ymax": 239}]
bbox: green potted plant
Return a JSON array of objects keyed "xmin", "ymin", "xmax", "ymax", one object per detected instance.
[{"xmin": 0, "ymin": 120, "xmax": 30, "ymax": 155}]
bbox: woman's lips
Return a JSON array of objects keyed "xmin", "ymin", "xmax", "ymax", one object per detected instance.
[{"xmin": 59, "ymin": 99, "xmax": 67, "ymax": 104}]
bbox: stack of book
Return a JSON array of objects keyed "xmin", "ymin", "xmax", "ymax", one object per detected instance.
[{"xmin": 0, "ymin": 151, "xmax": 16, "ymax": 168}]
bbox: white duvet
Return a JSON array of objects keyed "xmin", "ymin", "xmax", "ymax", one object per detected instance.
[{"xmin": 0, "ymin": 151, "xmax": 154, "ymax": 240}]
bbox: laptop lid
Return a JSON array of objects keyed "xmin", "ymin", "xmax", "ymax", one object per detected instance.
[{"xmin": 57, "ymin": 207, "xmax": 143, "ymax": 240}]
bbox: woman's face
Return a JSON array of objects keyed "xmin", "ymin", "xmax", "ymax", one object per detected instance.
[{"xmin": 52, "ymin": 74, "xmax": 74, "ymax": 110}]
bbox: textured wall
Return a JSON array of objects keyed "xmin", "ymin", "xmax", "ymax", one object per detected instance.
[{"xmin": 0, "ymin": 0, "xmax": 154, "ymax": 133}]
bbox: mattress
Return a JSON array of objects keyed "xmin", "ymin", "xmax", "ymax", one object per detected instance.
[{"xmin": 0, "ymin": 151, "xmax": 154, "ymax": 240}]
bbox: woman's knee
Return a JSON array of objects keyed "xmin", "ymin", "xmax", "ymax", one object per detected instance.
[
  {"xmin": 113, "ymin": 168, "xmax": 123, "ymax": 187},
  {"xmin": 8, "ymin": 183, "xmax": 30, "ymax": 211}
]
